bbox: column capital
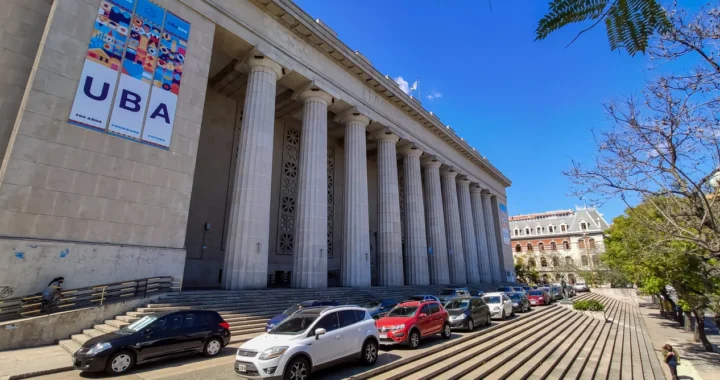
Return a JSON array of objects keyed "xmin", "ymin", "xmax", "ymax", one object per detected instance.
[
  {"xmin": 456, "ymin": 175, "xmax": 471, "ymax": 186},
  {"xmin": 481, "ymin": 190, "xmax": 493, "ymax": 199},
  {"xmin": 399, "ymin": 144, "xmax": 423, "ymax": 157},
  {"xmin": 470, "ymin": 184, "xmax": 485, "ymax": 194},
  {"xmin": 335, "ymin": 108, "xmax": 370, "ymax": 126},
  {"xmin": 372, "ymin": 130, "xmax": 400, "ymax": 143},
  {"xmin": 421, "ymin": 156, "xmax": 442, "ymax": 168},
  {"xmin": 247, "ymin": 56, "xmax": 283, "ymax": 78},
  {"xmin": 440, "ymin": 166, "xmax": 458, "ymax": 178}
]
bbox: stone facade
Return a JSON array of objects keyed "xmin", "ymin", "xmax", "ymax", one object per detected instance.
[{"xmin": 0, "ymin": 0, "xmax": 514, "ymax": 295}]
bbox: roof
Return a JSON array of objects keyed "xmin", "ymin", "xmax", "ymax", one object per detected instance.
[
  {"xmin": 483, "ymin": 292, "xmax": 504, "ymax": 296},
  {"xmin": 509, "ymin": 207, "xmax": 610, "ymax": 237}
]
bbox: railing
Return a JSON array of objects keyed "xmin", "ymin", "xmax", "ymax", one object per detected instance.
[{"xmin": 0, "ymin": 277, "xmax": 181, "ymax": 322}]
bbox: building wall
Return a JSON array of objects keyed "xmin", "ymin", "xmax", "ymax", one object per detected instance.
[
  {"xmin": 0, "ymin": 0, "xmax": 215, "ymax": 294},
  {"xmin": 0, "ymin": 0, "xmax": 52, "ymax": 160},
  {"xmin": 512, "ymin": 231, "xmax": 606, "ymax": 280}
]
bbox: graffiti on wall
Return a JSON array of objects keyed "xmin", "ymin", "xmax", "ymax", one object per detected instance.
[{"xmin": 0, "ymin": 286, "xmax": 16, "ymax": 298}]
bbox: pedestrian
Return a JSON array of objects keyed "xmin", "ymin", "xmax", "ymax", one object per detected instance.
[
  {"xmin": 41, "ymin": 276, "xmax": 64, "ymax": 313},
  {"xmin": 661, "ymin": 344, "xmax": 680, "ymax": 380}
]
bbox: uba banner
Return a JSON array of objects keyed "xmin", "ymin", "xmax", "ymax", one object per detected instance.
[
  {"xmin": 499, "ymin": 203, "xmax": 510, "ymax": 246},
  {"xmin": 67, "ymin": 0, "xmax": 190, "ymax": 149}
]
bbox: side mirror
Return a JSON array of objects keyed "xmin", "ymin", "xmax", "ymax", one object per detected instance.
[
  {"xmin": 314, "ymin": 328, "xmax": 326, "ymax": 339},
  {"xmin": 419, "ymin": 313, "xmax": 428, "ymax": 319}
]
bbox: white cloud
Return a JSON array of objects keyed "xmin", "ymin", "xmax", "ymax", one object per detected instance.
[
  {"xmin": 394, "ymin": 76, "xmax": 410, "ymax": 94},
  {"xmin": 427, "ymin": 90, "xmax": 443, "ymax": 101}
]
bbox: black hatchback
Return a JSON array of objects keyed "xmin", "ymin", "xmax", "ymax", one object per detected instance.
[
  {"xmin": 445, "ymin": 296, "xmax": 491, "ymax": 331},
  {"xmin": 72, "ymin": 310, "xmax": 231, "ymax": 375}
]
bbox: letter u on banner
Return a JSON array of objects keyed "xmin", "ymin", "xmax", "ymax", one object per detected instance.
[
  {"xmin": 141, "ymin": 11, "xmax": 190, "ymax": 149},
  {"xmin": 107, "ymin": 0, "xmax": 165, "ymax": 139},
  {"xmin": 68, "ymin": 0, "xmax": 136, "ymax": 130}
]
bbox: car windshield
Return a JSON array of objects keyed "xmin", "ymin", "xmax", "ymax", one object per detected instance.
[
  {"xmin": 282, "ymin": 304, "xmax": 303, "ymax": 315},
  {"xmin": 440, "ymin": 289, "xmax": 455, "ymax": 295},
  {"xmin": 508, "ymin": 294, "xmax": 522, "ymax": 301},
  {"xmin": 123, "ymin": 315, "xmax": 158, "ymax": 332},
  {"xmin": 529, "ymin": 291, "xmax": 544, "ymax": 296},
  {"xmin": 388, "ymin": 306, "xmax": 418, "ymax": 317},
  {"xmin": 483, "ymin": 296, "xmax": 501, "ymax": 304},
  {"xmin": 270, "ymin": 315, "xmax": 318, "ymax": 335},
  {"xmin": 445, "ymin": 299, "xmax": 470, "ymax": 310},
  {"xmin": 362, "ymin": 300, "xmax": 381, "ymax": 308}
]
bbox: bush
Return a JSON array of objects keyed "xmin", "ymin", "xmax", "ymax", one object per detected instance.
[{"xmin": 573, "ymin": 299, "xmax": 605, "ymax": 311}]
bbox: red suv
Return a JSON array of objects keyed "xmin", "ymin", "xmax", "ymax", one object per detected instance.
[{"xmin": 375, "ymin": 300, "xmax": 451, "ymax": 349}]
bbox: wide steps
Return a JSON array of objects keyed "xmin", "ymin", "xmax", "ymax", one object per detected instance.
[
  {"xmin": 71, "ymin": 333, "xmax": 91, "ymax": 345},
  {"xmin": 105, "ymin": 319, "xmax": 129, "ymax": 328},
  {"xmin": 59, "ymin": 339, "xmax": 81, "ymax": 354},
  {"xmin": 82, "ymin": 328, "xmax": 106, "ymax": 338}
]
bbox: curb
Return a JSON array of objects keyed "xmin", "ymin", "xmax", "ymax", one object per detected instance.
[{"xmin": 7, "ymin": 366, "xmax": 74, "ymax": 380}]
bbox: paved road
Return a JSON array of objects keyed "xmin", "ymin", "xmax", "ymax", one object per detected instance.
[{"xmin": 33, "ymin": 307, "xmax": 544, "ymax": 380}]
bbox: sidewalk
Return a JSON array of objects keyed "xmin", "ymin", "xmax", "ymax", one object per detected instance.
[
  {"xmin": 0, "ymin": 345, "xmax": 72, "ymax": 380},
  {"xmin": 638, "ymin": 299, "xmax": 720, "ymax": 380}
]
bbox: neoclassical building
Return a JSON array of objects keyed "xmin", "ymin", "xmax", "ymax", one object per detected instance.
[
  {"xmin": 0, "ymin": 0, "xmax": 514, "ymax": 296},
  {"xmin": 510, "ymin": 208, "xmax": 610, "ymax": 283}
]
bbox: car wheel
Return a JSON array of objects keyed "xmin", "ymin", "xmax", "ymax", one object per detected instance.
[
  {"xmin": 501, "ymin": 310, "xmax": 506, "ymax": 320},
  {"xmin": 511, "ymin": 308, "xmax": 515, "ymax": 317},
  {"xmin": 486, "ymin": 313, "xmax": 492, "ymax": 326},
  {"xmin": 105, "ymin": 350, "xmax": 135, "ymax": 375},
  {"xmin": 284, "ymin": 356, "xmax": 310, "ymax": 380},
  {"xmin": 468, "ymin": 319, "xmax": 474, "ymax": 331},
  {"xmin": 408, "ymin": 330, "xmax": 421, "ymax": 349},
  {"xmin": 441, "ymin": 323, "xmax": 452, "ymax": 339},
  {"xmin": 361, "ymin": 340, "xmax": 378, "ymax": 366},
  {"xmin": 203, "ymin": 337, "xmax": 223, "ymax": 357}
]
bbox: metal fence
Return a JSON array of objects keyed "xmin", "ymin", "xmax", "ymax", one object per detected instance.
[{"xmin": 0, "ymin": 277, "xmax": 181, "ymax": 322}]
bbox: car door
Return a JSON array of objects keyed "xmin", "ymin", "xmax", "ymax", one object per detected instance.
[
  {"xmin": 137, "ymin": 313, "xmax": 184, "ymax": 361},
  {"xmin": 416, "ymin": 304, "xmax": 433, "ymax": 336},
  {"xmin": 429, "ymin": 303, "xmax": 444, "ymax": 334},
  {"xmin": 503, "ymin": 295, "xmax": 512, "ymax": 315},
  {"xmin": 337, "ymin": 310, "xmax": 360, "ymax": 356},
  {"xmin": 469, "ymin": 299, "xmax": 480, "ymax": 324},
  {"xmin": 310, "ymin": 312, "xmax": 343, "ymax": 365},
  {"xmin": 476, "ymin": 298, "xmax": 489, "ymax": 322},
  {"xmin": 175, "ymin": 312, "xmax": 212, "ymax": 352}
]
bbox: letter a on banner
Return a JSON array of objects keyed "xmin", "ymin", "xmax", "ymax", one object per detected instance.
[
  {"xmin": 108, "ymin": 0, "xmax": 165, "ymax": 139},
  {"xmin": 68, "ymin": 0, "xmax": 136, "ymax": 131},
  {"xmin": 141, "ymin": 12, "xmax": 191, "ymax": 148}
]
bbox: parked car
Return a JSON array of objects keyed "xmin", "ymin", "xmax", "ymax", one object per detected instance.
[
  {"xmin": 511, "ymin": 286, "xmax": 526, "ymax": 295},
  {"xmin": 574, "ymin": 282, "xmax": 589, "ymax": 292},
  {"xmin": 522, "ymin": 286, "xmax": 532, "ymax": 293},
  {"xmin": 566, "ymin": 286, "xmax": 577, "ymax": 297},
  {"xmin": 444, "ymin": 296, "xmax": 491, "ymax": 331},
  {"xmin": 527, "ymin": 289, "xmax": 551, "ymax": 306},
  {"xmin": 265, "ymin": 300, "xmax": 339, "ymax": 332},
  {"xmin": 475, "ymin": 290, "xmax": 486, "ymax": 297},
  {"xmin": 376, "ymin": 300, "xmax": 451, "ymax": 349},
  {"xmin": 496, "ymin": 286, "xmax": 514, "ymax": 293},
  {"xmin": 538, "ymin": 287, "xmax": 554, "ymax": 303},
  {"xmin": 507, "ymin": 292, "xmax": 531, "ymax": 313},
  {"xmin": 482, "ymin": 292, "xmax": 514, "ymax": 320},
  {"xmin": 407, "ymin": 294, "xmax": 441, "ymax": 303},
  {"xmin": 72, "ymin": 310, "xmax": 231, "ymax": 375},
  {"xmin": 549, "ymin": 285, "xmax": 562, "ymax": 301},
  {"xmin": 362, "ymin": 298, "xmax": 398, "ymax": 319},
  {"xmin": 438, "ymin": 287, "xmax": 471, "ymax": 303},
  {"xmin": 235, "ymin": 306, "xmax": 379, "ymax": 379}
]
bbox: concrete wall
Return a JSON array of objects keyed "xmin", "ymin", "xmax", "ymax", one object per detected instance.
[
  {"xmin": 0, "ymin": 294, "xmax": 165, "ymax": 351},
  {"xmin": 590, "ymin": 287, "xmax": 639, "ymax": 306},
  {"xmin": 0, "ymin": 0, "xmax": 52, "ymax": 160},
  {"xmin": 0, "ymin": 239, "xmax": 185, "ymax": 298}
]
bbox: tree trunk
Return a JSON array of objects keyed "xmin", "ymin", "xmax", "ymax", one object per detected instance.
[
  {"xmin": 684, "ymin": 311, "xmax": 693, "ymax": 332},
  {"xmin": 657, "ymin": 294, "xmax": 665, "ymax": 314},
  {"xmin": 659, "ymin": 288, "xmax": 679, "ymax": 322},
  {"xmin": 692, "ymin": 309, "xmax": 714, "ymax": 352}
]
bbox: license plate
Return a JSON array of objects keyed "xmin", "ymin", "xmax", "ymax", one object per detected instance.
[
  {"xmin": 237, "ymin": 364, "xmax": 246, "ymax": 372},
  {"xmin": 379, "ymin": 333, "xmax": 387, "ymax": 339},
  {"xmin": 530, "ymin": 301, "xmax": 537, "ymax": 304}
]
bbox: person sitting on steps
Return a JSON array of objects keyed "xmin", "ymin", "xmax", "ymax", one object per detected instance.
[{"xmin": 41, "ymin": 277, "xmax": 64, "ymax": 313}]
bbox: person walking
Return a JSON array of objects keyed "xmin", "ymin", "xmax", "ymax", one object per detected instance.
[
  {"xmin": 41, "ymin": 277, "xmax": 64, "ymax": 313},
  {"xmin": 662, "ymin": 344, "xmax": 679, "ymax": 380}
]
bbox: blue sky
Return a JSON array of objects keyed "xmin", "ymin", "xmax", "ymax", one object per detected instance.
[{"xmin": 293, "ymin": 0, "xmax": 694, "ymax": 223}]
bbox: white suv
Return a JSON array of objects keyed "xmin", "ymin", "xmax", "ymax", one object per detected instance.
[
  {"xmin": 574, "ymin": 282, "xmax": 589, "ymax": 292},
  {"xmin": 234, "ymin": 306, "xmax": 379, "ymax": 379}
]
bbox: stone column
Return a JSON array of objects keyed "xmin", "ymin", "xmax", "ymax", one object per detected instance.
[
  {"xmin": 421, "ymin": 158, "xmax": 450, "ymax": 284},
  {"xmin": 440, "ymin": 167, "xmax": 467, "ymax": 284},
  {"xmin": 470, "ymin": 185, "xmax": 493, "ymax": 283},
  {"xmin": 400, "ymin": 145, "xmax": 429, "ymax": 285},
  {"xmin": 291, "ymin": 88, "xmax": 332, "ymax": 288},
  {"xmin": 375, "ymin": 131, "xmax": 404, "ymax": 286},
  {"xmin": 482, "ymin": 191, "xmax": 502, "ymax": 283},
  {"xmin": 338, "ymin": 110, "xmax": 371, "ymax": 287},
  {"xmin": 224, "ymin": 57, "xmax": 283, "ymax": 290},
  {"xmin": 457, "ymin": 177, "xmax": 481, "ymax": 283}
]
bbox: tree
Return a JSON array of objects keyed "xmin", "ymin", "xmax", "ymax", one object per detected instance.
[
  {"xmin": 536, "ymin": 0, "xmax": 672, "ymax": 55},
  {"xmin": 566, "ymin": 5, "xmax": 720, "ymax": 277},
  {"xmin": 514, "ymin": 256, "xmax": 540, "ymax": 284}
]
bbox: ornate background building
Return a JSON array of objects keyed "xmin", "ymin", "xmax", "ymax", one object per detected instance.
[{"xmin": 510, "ymin": 208, "xmax": 610, "ymax": 284}]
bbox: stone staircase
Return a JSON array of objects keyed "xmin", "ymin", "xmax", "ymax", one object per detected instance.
[{"xmin": 57, "ymin": 284, "xmax": 500, "ymax": 355}]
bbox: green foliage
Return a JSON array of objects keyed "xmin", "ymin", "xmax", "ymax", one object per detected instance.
[
  {"xmin": 573, "ymin": 299, "xmax": 606, "ymax": 311},
  {"xmin": 536, "ymin": 0, "xmax": 672, "ymax": 55}
]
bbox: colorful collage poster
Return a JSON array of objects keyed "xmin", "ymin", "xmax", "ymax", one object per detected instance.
[
  {"xmin": 141, "ymin": 11, "xmax": 190, "ymax": 148},
  {"xmin": 68, "ymin": 0, "xmax": 135, "ymax": 130},
  {"xmin": 107, "ymin": 0, "xmax": 165, "ymax": 139}
]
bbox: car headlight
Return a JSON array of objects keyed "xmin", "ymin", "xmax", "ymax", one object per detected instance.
[
  {"xmin": 259, "ymin": 346, "xmax": 288, "ymax": 360},
  {"xmin": 391, "ymin": 324, "xmax": 405, "ymax": 331},
  {"xmin": 493, "ymin": 306, "xmax": 500, "ymax": 311},
  {"xmin": 87, "ymin": 342, "xmax": 112, "ymax": 356},
  {"xmin": 456, "ymin": 313, "xmax": 467, "ymax": 320}
]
